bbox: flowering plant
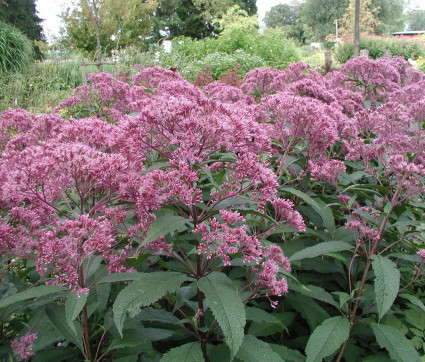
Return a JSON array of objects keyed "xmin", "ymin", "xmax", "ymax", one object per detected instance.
[{"xmin": 0, "ymin": 58, "xmax": 424, "ymax": 361}]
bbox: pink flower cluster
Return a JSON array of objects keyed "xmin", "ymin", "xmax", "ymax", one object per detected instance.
[
  {"xmin": 2, "ymin": 55, "xmax": 425, "ymax": 300},
  {"xmin": 11, "ymin": 333, "xmax": 37, "ymax": 361}
]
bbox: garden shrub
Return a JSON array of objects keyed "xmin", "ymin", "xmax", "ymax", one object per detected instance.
[
  {"xmin": 335, "ymin": 35, "xmax": 425, "ymax": 63},
  {"xmin": 0, "ymin": 57, "xmax": 425, "ymax": 361},
  {"xmin": 182, "ymin": 50, "xmax": 266, "ymax": 81},
  {"xmin": 0, "ymin": 21, "xmax": 35, "ymax": 74}
]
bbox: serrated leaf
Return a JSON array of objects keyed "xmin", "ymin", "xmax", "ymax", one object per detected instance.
[
  {"xmin": 161, "ymin": 342, "xmax": 204, "ymax": 362},
  {"xmin": 143, "ymin": 215, "xmax": 191, "ymax": 246},
  {"xmin": 289, "ymin": 241, "xmax": 353, "ymax": 262},
  {"xmin": 247, "ymin": 307, "xmax": 286, "ymax": 337},
  {"xmin": 371, "ymin": 255, "xmax": 400, "ymax": 320},
  {"xmin": 235, "ymin": 335, "xmax": 284, "ymax": 362},
  {"xmin": 113, "ymin": 272, "xmax": 188, "ymax": 336},
  {"xmin": 371, "ymin": 323, "xmax": 421, "ymax": 362},
  {"xmin": 197, "ymin": 272, "xmax": 245, "ymax": 360},
  {"xmin": 65, "ymin": 291, "xmax": 88, "ymax": 333},
  {"xmin": 305, "ymin": 316, "xmax": 350, "ymax": 362},
  {"xmin": 0, "ymin": 285, "xmax": 66, "ymax": 309}
]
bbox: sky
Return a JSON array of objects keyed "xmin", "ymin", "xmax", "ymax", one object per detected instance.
[{"xmin": 36, "ymin": 0, "xmax": 425, "ymax": 43}]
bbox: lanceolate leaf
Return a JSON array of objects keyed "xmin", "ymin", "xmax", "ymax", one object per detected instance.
[
  {"xmin": 0, "ymin": 285, "xmax": 66, "ymax": 309},
  {"xmin": 289, "ymin": 241, "xmax": 354, "ymax": 262},
  {"xmin": 161, "ymin": 342, "xmax": 204, "ymax": 362},
  {"xmin": 142, "ymin": 215, "xmax": 191, "ymax": 246},
  {"xmin": 371, "ymin": 323, "xmax": 421, "ymax": 362},
  {"xmin": 371, "ymin": 255, "xmax": 400, "ymax": 320},
  {"xmin": 65, "ymin": 291, "xmax": 88, "ymax": 333},
  {"xmin": 113, "ymin": 272, "xmax": 188, "ymax": 336},
  {"xmin": 399, "ymin": 293, "xmax": 425, "ymax": 313},
  {"xmin": 197, "ymin": 272, "xmax": 245, "ymax": 360},
  {"xmin": 305, "ymin": 316, "xmax": 350, "ymax": 362},
  {"xmin": 235, "ymin": 335, "xmax": 284, "ymax": 362}
]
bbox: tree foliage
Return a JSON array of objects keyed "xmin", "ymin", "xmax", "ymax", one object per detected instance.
[
  {"xmin": 300, "ymin": 0, "xmax": 349, "ymax": 42},
  {"xmin": 61, "ymin": 0, "xmax": 157, "ymax": 54},
  {"xmin": 339, "ymin": 0, "xmax": 382, "ymax": 37},
  {"xmin": 406, "ymin": 9, "xmax": 425, "ymax": 31},
  {"xmin": 0, "ymin": 0, "xmax": 43, "ymax": 41},
  {"xmin": 264, "ymin": 2, "xmax": 308, "ymax": 44},
  {"xmin": 150, "ymin": 0, "xmax": 257, "ymax": 44}
]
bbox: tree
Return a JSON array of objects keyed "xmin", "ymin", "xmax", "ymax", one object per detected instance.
[
  {"xmin": 0, "ymin": 0, "xmax": 43, "ymax": 41},
  {"xmin": 372, "ymin": 0, "xmax": 405, "ymax": 34},
  {"xmin": 406, "ymin": 9, "xmax": 425, "ymax": 30},
  {"xmin": 264, "ymin": 3, "xmax": 299, "ymax": 28},
  {"xmin": 301, "ymin": 0, "xmax": 349, "ymax": 42},
  {"xmin": 61, "ymin": 0, "xmax": 157, "ymax": 54},
  {"xmin": 339, "ymin": 0, "xmax": 382, "ymax": 37},
  {"xmin": 264, "ymin": 2, "xmax": 308, "ymax": 44},
  {"xmin": 150, "ymin": 0, "xmax": 256, "ymax": 44}
]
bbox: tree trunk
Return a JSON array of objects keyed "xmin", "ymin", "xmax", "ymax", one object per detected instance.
[
  {"xmin": 91, "ymin": 0, "xmax": 102, "ymax": 72},
  {"xmin": 354, "ymin": 0, "xmax": 361, "ymax": 57}
]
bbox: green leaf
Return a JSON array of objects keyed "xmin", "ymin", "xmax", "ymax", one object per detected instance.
[
  {"xmin": 290, "ymin": 284, "xmax": 339, "ymax": 308},
  {"xmin": 246, "ymin": 307, "xmax": 286, "ymax": 337},
  {"xmin": 65, "ymin": 291, "xmax": 88, "ymax": 333},
  {"xmin": 235, "ymin": 335, "xmax": 284, "ymax": 362},
  {"xmin": 0, "ymin": 285, "xmax": 66, "ymax": 309},
  {"xmin": 371, "ymin": 255, "xmax": 400, "ymax": 320},
  {"xmin": 161, "ymin": 342, "xmax": 204, "ymax": 362},
  {"xmin": 143, "ymin": 215, "xmax": 191, "ymax": 246},
  {"xmin": 137, "ymin": 307, "xmax": 180, "ymax": 324},
  {"xmin": 113, "ymin": 272, "xmax": 188, "ymax": 337},
  {"xmin": 289, "ymin": 241, "xmax": 354, "ymax": 262},
  {"xmin": 197, "ymin": 272, "xmax": 245, "ymax": 360},
  {"xmin": 286, "ymin": 294, "xmax": 329, "ymax": 331},
  {"xmin": 281, "ymin": 187, "xmax": 335, "ymax": 235},
  {"xmin": 371, "ymin": 323, "xmax": 421, "ymax": 362},
  {"xmin": 305, "ymin": 316, "xmax": 350, "ymax": 362},
  {"xmin": 98, "ymin": 272, "xmax": 146, "ymax": 284},
  {"xmin": 45, "ymin": 304, "xmax": 84, "ymax": 352},
  {"xmin": 269, "ymin": 344, "xmax": 306, "ymax": 362},
  {"xmin": 399, "ymin": 294, "xmax": 425, "ymax": 313}
]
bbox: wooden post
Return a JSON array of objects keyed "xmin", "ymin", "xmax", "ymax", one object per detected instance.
[
  {"xmin": 81, "ymin": 61, "xmax": 88, "ymax": 86},
  {"xmin": 360, "ymin": 49, "xmax": 369, "ymax": 57},
  {"xmin": 383, "ymin": 49, "xmax": 391, "ymax": 58},
  {"xmin": 324, "ymin": 51, "xmax": 332, "ymax": 73}
]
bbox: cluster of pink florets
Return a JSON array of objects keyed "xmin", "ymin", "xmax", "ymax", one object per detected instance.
[
  {"xmin": 11, "ymin": 333, "xmax": 37, "ymax": 361},
  {"xmin": 1, "ymin": 56, "xmax": 425, "ymax": 299}
]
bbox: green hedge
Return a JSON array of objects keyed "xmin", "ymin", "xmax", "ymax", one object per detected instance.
[{"xmin": 335, "ymin": 36, "xmax": 425, "ymax": 63}]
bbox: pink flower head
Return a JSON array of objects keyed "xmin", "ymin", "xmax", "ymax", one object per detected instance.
[
  {"xmin": 417, "ymin": 249, "xmax": 425, "ymax": 260},
  {"xmin": 11, "ymin": 333, "xmax": 37, "ymax": 361}
]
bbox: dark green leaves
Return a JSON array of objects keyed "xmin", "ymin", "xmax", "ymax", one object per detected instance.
[
  {"xmin": 113, "ymin": 272, "xmax": 188, "ymax": 336},
  {"xmin": 143, "ymin": 214, "xmax": 191, "ymax": 246},
  {"xmin": 371, "ymin": 323, "xmax": 421, "ymax": 362},
  {"xmin": 161, "ymin": 342, "xmax": 203, "ymax": 362},
  {"xmin": 235, "ymin": 335, "xmax": 284, "ymax": 362},
  {"xmin": 371, "ymin": 255, "xmax": 400, "ymax": 320},
  {"xmin": 289, "ymin": 241, "xmax": 354, "ymax": 262},
  {"xmin": 305, "ymin": 316, "xmax": 350, "ymax": 362},
  {"xmin": 0, "ymin": 285, "xmax": 66, "ymax": 309},
  {"xmin": 197, "ymin": 272, "xmax": 245, "ymax": 360}
]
